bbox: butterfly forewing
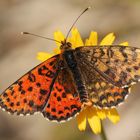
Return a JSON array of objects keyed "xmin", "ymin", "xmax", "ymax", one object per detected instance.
[
  {"xmin": 0, "ymin": 55, "xmax": 59, "ymax": 115},
  {"xmin": 75, "ymin": 45, "xmax": 140, "ymax": 88}
]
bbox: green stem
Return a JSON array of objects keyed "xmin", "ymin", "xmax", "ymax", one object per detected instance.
[{"xmin": 100, "ymin": 121, "xmax": 108, "ymax": 140}]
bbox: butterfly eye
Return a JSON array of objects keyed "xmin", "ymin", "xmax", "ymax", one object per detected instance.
[
  {"xmin": 65, "ymin": 42, "xmax": 72, "ymax": 49},
  {"xmin": 67, "ymin": 42, "xmax": 72, "ymax": 47},
  {"xmin": 60, "ymin": 44, "xmax": 64, "ymax": 50}
]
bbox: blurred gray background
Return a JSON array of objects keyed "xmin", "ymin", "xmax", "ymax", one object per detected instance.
[{"xmin": 0, "ymin": 0, "xmax": 140, "ymax": 140}]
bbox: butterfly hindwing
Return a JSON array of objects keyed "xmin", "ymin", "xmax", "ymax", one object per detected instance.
[
  {"xmin": 75, "ymin": 45, "xmax": 140, "ymax": 88},
  {"xmin": 88, "ymin": 82, "xmax": 129, "ymax": 108},
  {"xmin": 0, "ymin": 55, "xmax": 59, "ymax": 115},
  {"xmin": 42, "ymin": 67, "xmax": 82, "ymax": 122}
]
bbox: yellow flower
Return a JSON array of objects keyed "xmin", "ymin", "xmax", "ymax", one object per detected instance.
[{"xmin": 37, "ymin": 28, "xmax": 128, "ymax": 134}]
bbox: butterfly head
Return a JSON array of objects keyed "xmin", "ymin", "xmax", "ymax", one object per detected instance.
[{"xmin": 60, "ymin": 39, "xmax": 72, "ymax": 51}]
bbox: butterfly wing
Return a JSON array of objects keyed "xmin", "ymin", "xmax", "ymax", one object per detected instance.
[
  {"xmin": 73, "ymin": 45, "xmax": 137, "ymax": 108},
  {"xmin": 0, "ymin": 55, "xmax": 59, "ymax": 115},
  {"xmin": 42, "ymin": 67, "xmax": 82, "ymax": 122},
  {"xmin": 75, "ymin": 45, "xmax": 140, "ymax": 88}
]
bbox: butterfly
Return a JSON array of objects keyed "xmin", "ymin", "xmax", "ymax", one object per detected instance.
[
  {"xmin": 1, "ymin": 38, "xmax": 140, "ymax": 122},
  {"xmin": 1, "ymin": 7, "xmax": 140, "ymax": 122}
]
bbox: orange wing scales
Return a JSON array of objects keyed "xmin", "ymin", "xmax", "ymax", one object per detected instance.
[
  {"xmin": 0, "ymin": 55, "xmax": 59, "ymax": 115},
  {"xmin": 42, "ymin": 68, "xmax": 82, "ymax": 122}
]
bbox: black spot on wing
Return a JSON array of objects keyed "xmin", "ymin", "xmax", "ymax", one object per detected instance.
[
  {"xmin": 40, "ymin": 89, "xmax": 48, "ymax": 95},
  {"xmin": 28, "ymin": 73, "xmax": 36, "ymax": 82}
]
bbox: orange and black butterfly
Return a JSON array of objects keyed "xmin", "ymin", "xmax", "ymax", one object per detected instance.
[{"xmin": 1, "ymin": 8, "xmax": 140, "ymax": 122}]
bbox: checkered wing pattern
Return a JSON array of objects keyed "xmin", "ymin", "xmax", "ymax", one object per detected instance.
[{"xmin": 74, "ymin": 45, "xmax": 140, "ymax": 108}]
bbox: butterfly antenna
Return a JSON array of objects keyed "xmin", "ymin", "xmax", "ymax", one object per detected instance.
[
  {"xmin": 65, "ymin": 6, "xmax": 91, "ymax": 40},
  {"xmin": 21, "ymin": 32, "xmax": 62, "ymax": 44}
]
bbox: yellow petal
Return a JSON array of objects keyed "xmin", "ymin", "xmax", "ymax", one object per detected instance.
[
  {"xmin": 69, "ymin": 28, "xmax": 84, "ymax": 48},
  {"xmin": 85, "ymin": 32, "xmax": 98, "ymax": 46},
  {"xmin": 96, "ymin": 109, "xmax": 107, "ymax": 120},
  {"xmin": 54, "ymin": 31, "xmax": 65, "ymax": 47},
  {"xmin": 106, "ymin": 108, "xmax": 120, "ymax": 124},
  {"xmin": 37, "ymin": 52, "xmax": 54, "ymax": 61},
  {"xmin": 100, "ymin": 33, "xmax": 115, "ymax": 45},
  {"xmin": 119, "ymin": 41, "xmax": 129, "ymax": 46},
  {"xmin": 86, "ymin": 107, "xmax": 101, "ymax": 134},
  {"xmin": 76, "ymin": 110, "xmax": 87, "ymax": 131}
]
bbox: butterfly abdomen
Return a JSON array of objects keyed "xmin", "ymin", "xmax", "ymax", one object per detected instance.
[{"xmin": 63, "ymin": 50, "xmax": 88, "ymax": 103}]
